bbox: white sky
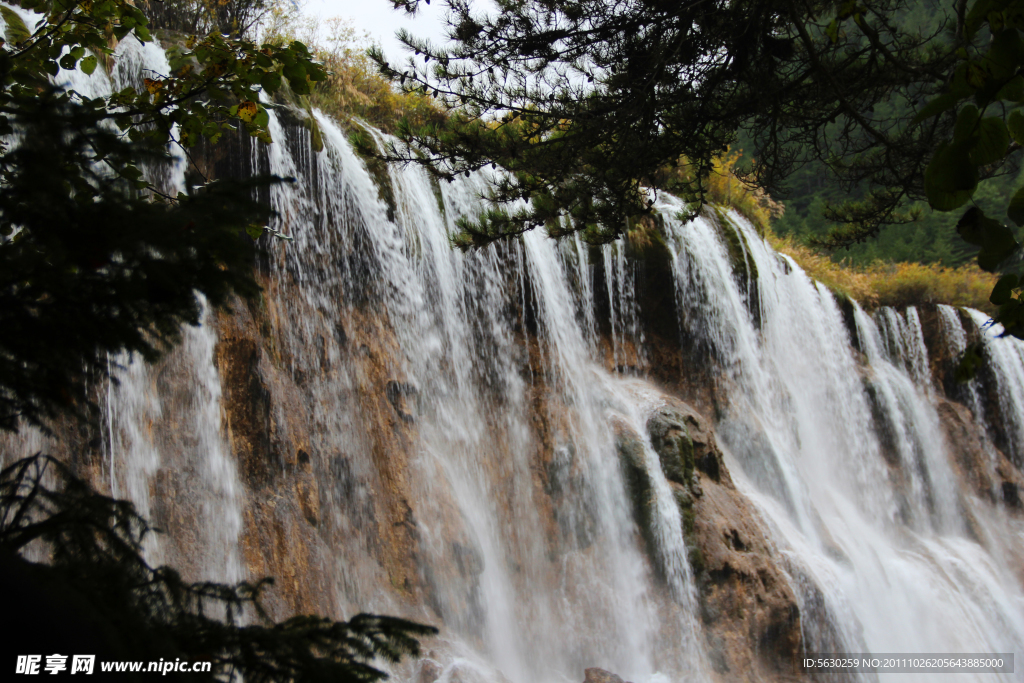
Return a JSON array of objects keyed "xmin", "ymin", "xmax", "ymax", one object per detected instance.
[{"xmin": 300, "ymin": 0, "xmax": 451, "ymax": 64}]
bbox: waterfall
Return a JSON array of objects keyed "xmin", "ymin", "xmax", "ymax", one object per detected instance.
[
  {"xmin": 964, "ymin": 309, "xmax": 1024, "ymax": 465},
  {"xmin": 0, "ymin": 26, "xmax": 250, "ymax": 584},
  {"xmin": 658, "ymin": 205, "xmax": 1023, "ymax": 681},
  {"xmin": 5, "ymin": 37, "xmax": 1024, "ymax": 683},
  {"xmin": 247, "ymin": 109, "xmax": 706, "ymax": 681}
]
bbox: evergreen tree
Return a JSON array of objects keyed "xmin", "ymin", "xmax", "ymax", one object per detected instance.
[
  {"xmin": 368, "ymin": 0, "xmax": 954, "ymax": 247},
  {"xmin": 0, "ymin": 2, "xmax": 436, "ymax": 677},
  {"xmin": 0, "ymin": 0, "xmax": 325, "ymax": 430},
  {"xmin": 0, "ymin": 454, "xmax": 436, "ymax": 681},
  {"xmin": 372, "ymin": 0, "xmax": 1024, "ymax": 342}
]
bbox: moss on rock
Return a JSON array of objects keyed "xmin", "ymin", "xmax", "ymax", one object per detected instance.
[
  {"xmin": 615, "ymin": 427, "xmax": 658, "ymax": 558},
  {"xmin": 647, "ymin": 407, "xmax": 696, "ymax": 486}
]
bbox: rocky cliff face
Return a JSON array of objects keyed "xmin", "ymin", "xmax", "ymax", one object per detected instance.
[
  {"xmin": 185, "ymin": 227, "xmax": 1024, "ymax": 682},
  {"xmin": 8, "ymin": 114, "xmax": 1024, "ymax": 683}
]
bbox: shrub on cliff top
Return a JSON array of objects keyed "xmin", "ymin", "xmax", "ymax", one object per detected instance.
[
  {"xmin": 259, "ymin": 5, "xmax": 443, "ymax": 134},
  {"xmin": 771, "ymin": 236, "xmax": 998, "ymax": 314},
  {"xmin": 656, "ymin": 149, "xmax": 785, "ymax": 235}
]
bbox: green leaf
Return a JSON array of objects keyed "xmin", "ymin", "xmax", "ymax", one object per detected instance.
[
  {"xmin": 1008, "ymin": 184, "xmax": 1024, "ymax": 225},
  {"xmin": 307, "ymin": 64, "xmax": 327, "ymax": 82},
  {"xmin": 924, "ymin": 141, "xmax": 978, "ymax": 211},
  {"xmin": 911, "ymin": 92, "xmax": 960, "ymax": 125},
  {"xmin": 261, "ymin": 71, "xmax": 282, "ymax": 91},
  {"xmin": 969, "ymin": 117, "xmax": 1010, "ymax": 165},
  {"xmin": 245, "ymin": 224, "xmax": 264, "ymax": 239},
  {"xmin": 953, "ymin": 104, "xmax": 980, "ymax": 143},
  {"xmin": 284, "ymin": 62, "xmax": 307, "ymax": 86},
  {"xmin": 950, "ymin": 65, "xmax": 975, "ymax": 99},
  {"xmin": 1009, "ymin": 109, "xmax": 1024, "ymax": 144},
  {"xmin": 957, "ymin": 206, "xmax": 1020, "ymax": 271},
  {"xmin": 998, "ymin": 74, "xmax": 1024, "ymax": 101},
  {"xmin": 986, "ymin": 29, "xmax": 1024, "ymax": 81},
  {"xmin": 990, "ymin": 274, "xmax": 1019, "ymax": 305},
  {"xmin": 998, "ymin": 298, "xmax": 1024, "ymax": 338},
  {"xmin": 80, "ymin": 55, "xmax": 98, "ymax": 76},
  {"xmin": 119, "ymin": 165, "xmax": 144, "ymax": 181},
  {"xmin": 967, "ymin": 62, "xmax": 988, "ymax": 90},
  {"xmin": 965, "ymin": 0, "xmax": 998, "ymax": 37}
]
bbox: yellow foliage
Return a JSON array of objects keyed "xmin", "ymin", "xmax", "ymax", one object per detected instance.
[
  {"xmin": 658, "ymin": 149, "xmax": 995, "ymax": 313},
  {"xmin": 659, "ymin": 147, "xmax": 784, "ymax": 234},
  {"xmin": 770, "ymin": 234, "xmax": 998, "ymax": 313},
  {"xmin": 260, "ymin": 11, "xmax": 442, "ymax": 132},
  {"xmin": 704, "ymin": 149, "xmax": 785, "ymax": 234},
  {"xmin": 625, "ymin": 215, "xmax": 661, "ymax": 250}
]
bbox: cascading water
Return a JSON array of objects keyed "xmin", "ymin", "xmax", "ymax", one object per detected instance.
[
  {"xmin": 601, "ymin": 240, "xmax": 644, "ymax": 371},
  {"xmin": 0, "ymin": 23, "xmax": 251, "ymax": 584},
  {"xmin": 964, "ymin": 308, "xmax": 1024, "ymax": 465},
  {"xmin": 6, "ymin": 34, "xmax": 1024, "ymax": 683},
  {"xmin": 659, "ymin": 203, "xmax": 1023, "ymax": 681},
  {"xmin": 854, "ymin": 303, "xmax": 961, "ymax": 531},
  {"xmin": 247, "ymin": 108, "xmax": 707, "ymax": 681}
]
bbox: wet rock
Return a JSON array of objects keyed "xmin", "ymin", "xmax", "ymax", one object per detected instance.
[
  {"xmin": 295, "ymin": 472, "xmax": 320, "ymax": 527},
  {"xmin": 418, "ymin": 658, "xmax": 442, "ymax": 683},
  {"xmin": 447, "ymin": 660, "xmax": 493, "ymax": 683},
  {"xmin": 646, "ymin": 407, "xmax": 695, "ymax": 485},
  {"xmin": 1003, "ymin": 481, "xmax": 1021, "ymax": 508},
  {"xmin": 716, "ymin": 417, "xmax": 795, "ymax": 515},
  {"xmin": 713, "ymin": 213, "xmax": 762, "ymax": 327},
  {"xmin": 623, "ymin": 214, "xmax": 680, "ymax": 343},
  {"xmin": 614, "ymin": 420, "xmax": 657, "ymax": 561},
  {"xmin": 658, "ymin": 398, "xmax": 727, "ymax": 484},
  {"xmin": 543, "ymin": 440, "xmax": 576, "ymax": 496},
  {"xmin": 215, "ymin": 333, "xmax": 276, "ymax": 488},
  {"xmin": 671, "ymin": 481, "xmax": 693, "ymax": 509},
  {"xmin": 386, "ymin": 380, "xmax": 419, "ymax": 423},
  {"xmin": 938, "ymin": 398, "xmax": 1024, "ymax": 510},
  {"xmin": 786, "ymin": 560, "xmax": 863, "ymax": 660},
  {"xmin": 452, "ymin": 541, "xmax": 484, "ymax": 578},
  {"xmin": 690, "ymin": 448, "xmax": 806, "ymax": 680},
  {"xmin": 583, "ymin": 667, "xmax": 628, "ymax": 683}
]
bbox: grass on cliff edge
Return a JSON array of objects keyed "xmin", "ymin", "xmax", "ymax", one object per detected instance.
[
  {"xmin": 259, "ymin": 6, "xmax": 442, "ymax": 134},
  {"xmin": 769, "ymin": 237, "xmax": 997, "ymax": 314},
  {"xmin": 694, "ymin": 151, "xmax": 998, "ymax": 315}
]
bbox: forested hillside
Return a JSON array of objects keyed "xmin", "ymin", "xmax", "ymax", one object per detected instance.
[
  {"xmin": 755, "ymin": 134, "xmax": 1024, "ymax": 266},
  {"xmin": 744, "ymin": 0, "xmax": 1024, "ymax": 266}
]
